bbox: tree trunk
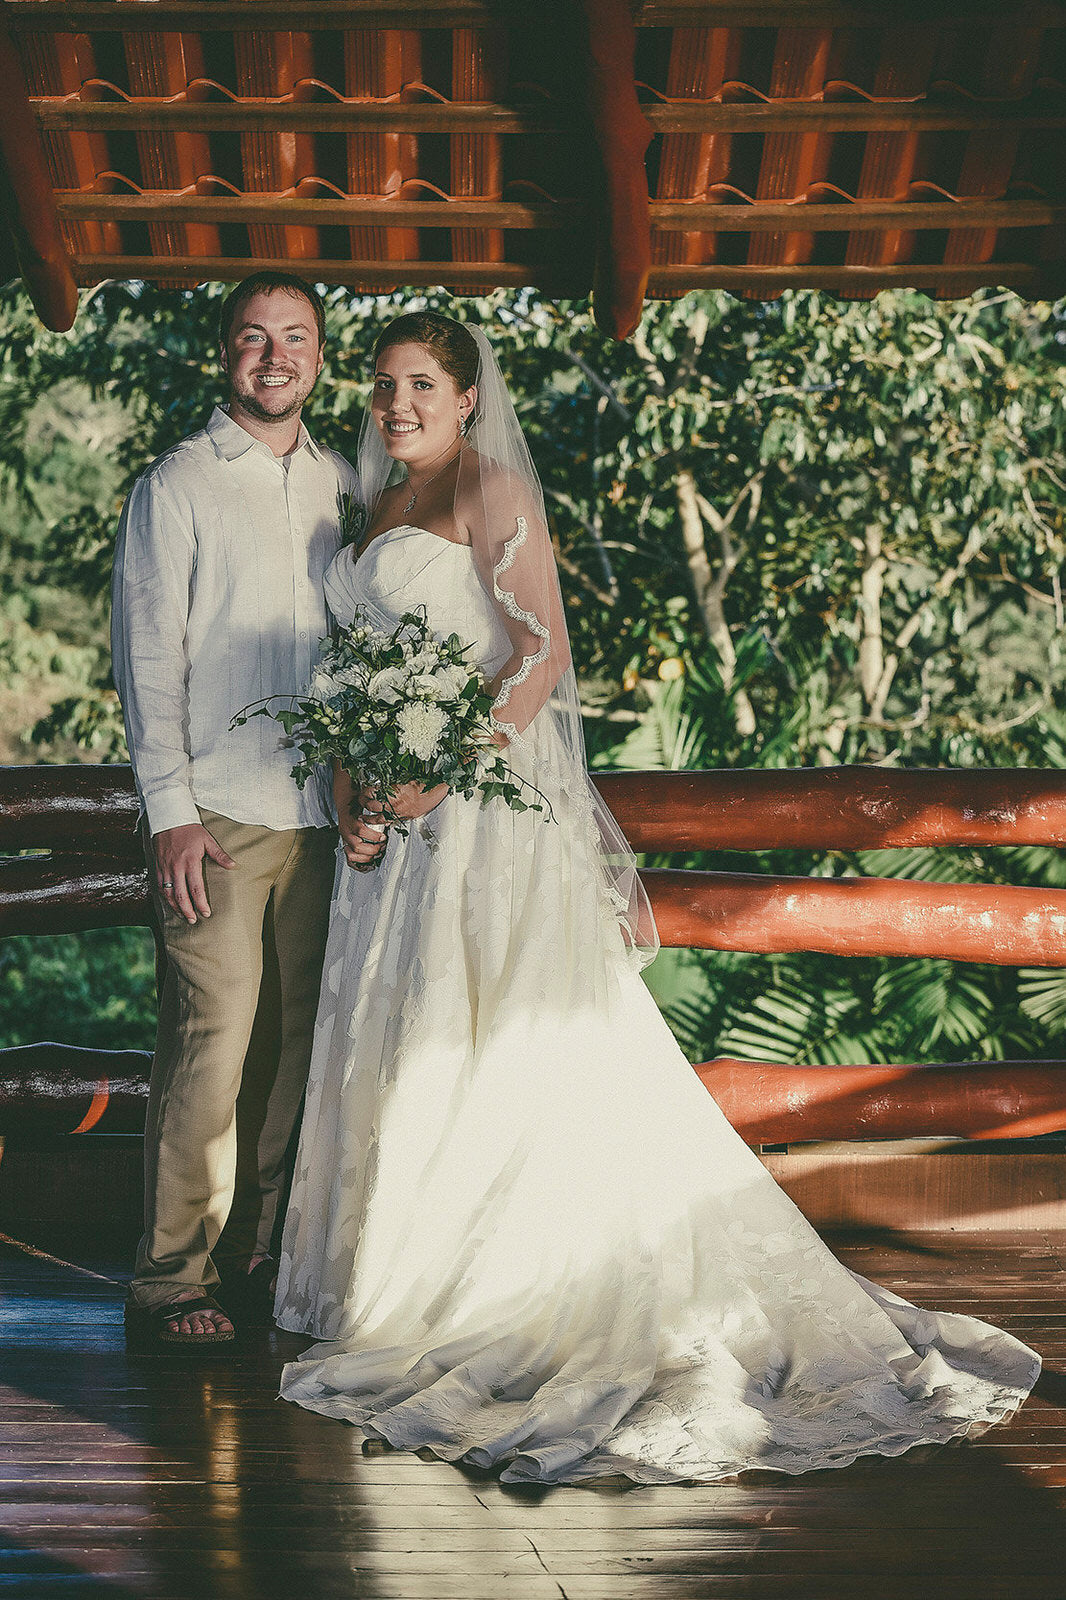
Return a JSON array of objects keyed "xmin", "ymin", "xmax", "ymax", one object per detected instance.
[{"xmin": 675, "ymin": 469, "xmax": 757, "ymax": 738}]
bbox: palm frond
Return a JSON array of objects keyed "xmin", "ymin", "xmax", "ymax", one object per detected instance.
[
  {"xmin": 873, "ymin": 959, "xmax": 995, "ymax": 1051},
  {"xmin": 855, "ymin": 847, "xmax": 984, "ymax": 884},
  {"xmin": 1018, "ymin": 967, "xmax": 1066, "ymax": 1031}
]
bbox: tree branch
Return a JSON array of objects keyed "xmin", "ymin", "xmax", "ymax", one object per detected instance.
[{"xmin": 868, "ymin": 522, "xmax": 985, "ymax": 722}]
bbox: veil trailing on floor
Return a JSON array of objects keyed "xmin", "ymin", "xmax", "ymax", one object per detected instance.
[{"xmin": 356, "ymin": 320, "xmax": 659, "ymax": 969}]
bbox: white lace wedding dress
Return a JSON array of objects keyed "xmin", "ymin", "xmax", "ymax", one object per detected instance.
[{"xmin": 275, "ymin": 523, "xmax": 1040, "ymax": 1486}]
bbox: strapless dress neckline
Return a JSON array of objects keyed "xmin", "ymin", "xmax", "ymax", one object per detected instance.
[{"xmin": 358, "ymin": 524, "xmax": 473, "ymax": 559}]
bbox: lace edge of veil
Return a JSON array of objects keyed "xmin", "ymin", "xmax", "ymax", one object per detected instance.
[{"xmin": 489, "ymin": 515, "xmax": 551, "ymax": 739}]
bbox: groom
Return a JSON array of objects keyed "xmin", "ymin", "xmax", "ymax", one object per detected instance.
[{"xmin": 112, "ymin": 271, "xmax": 359, "ymax": 1349}]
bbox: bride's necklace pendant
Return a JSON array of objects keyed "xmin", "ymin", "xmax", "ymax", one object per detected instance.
[{"xmin": 401, "ymin": 442, "xmax": 463, "ymax": 520}]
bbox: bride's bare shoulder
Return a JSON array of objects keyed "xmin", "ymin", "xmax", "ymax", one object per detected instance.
[{"xmin": 455, "ymin": 453, "xmax": 540, "ymax": 532}]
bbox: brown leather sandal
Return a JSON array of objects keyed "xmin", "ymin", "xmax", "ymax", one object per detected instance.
[{"xmin": 124, "ymin": 1294, "xmax": 237, "ymax": 1356}]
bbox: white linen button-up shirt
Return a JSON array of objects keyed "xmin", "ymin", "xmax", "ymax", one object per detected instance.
[{"xmin": 111, "ymin": 405, "xmax": 359, "ymax": 836}]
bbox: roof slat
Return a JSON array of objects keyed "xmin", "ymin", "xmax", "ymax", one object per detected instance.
[
  {"xmin": 54, "ymin": 193, "xmax": 1066, "ymax": 233},
  {"xmin": 70, "ymin": 253, "xmax": 1061, "ymax": 293},
  {"xmin": 343, "ymin": 28, "xmax": 421, "ymax": 268},
  {"xmin": 31, "ymin": 98, "xmax": 1066, "ymax": 136},
  {"xmin": 10, "ymin": 2, "xmax": 1066, "ymax": 29}
]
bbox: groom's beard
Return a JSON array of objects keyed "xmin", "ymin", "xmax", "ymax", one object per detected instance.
[{"xmin": 229, "ymin": 368, "xmax": 319, "ymax": 424}]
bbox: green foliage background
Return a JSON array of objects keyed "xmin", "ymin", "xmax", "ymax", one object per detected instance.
[{"xmin": 1, "ymin": 278, "xmax": 1064, "ymax": 1064}]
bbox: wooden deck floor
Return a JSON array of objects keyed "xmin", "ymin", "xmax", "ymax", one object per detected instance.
[{"xmin": 2, "ymin": 1230, "xmax": 1066, "ymax": 1600}]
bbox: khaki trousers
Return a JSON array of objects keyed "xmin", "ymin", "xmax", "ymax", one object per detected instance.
[{"xmin": 131, "ymin": 810, "xmax": 336, "ymax": 1310}]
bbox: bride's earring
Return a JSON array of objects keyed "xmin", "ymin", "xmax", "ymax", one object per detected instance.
[{"xmin": 458, "ymin": 413, "xmax": 467, "ymax": 438}]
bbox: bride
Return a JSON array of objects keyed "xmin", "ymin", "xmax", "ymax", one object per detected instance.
[{"xmin": 273, "ymin": 311, "xmax": 1040, "ymax": 1485}]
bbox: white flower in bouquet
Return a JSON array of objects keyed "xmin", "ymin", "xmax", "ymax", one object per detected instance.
[
  {"xmin": 310, "ymin": 664, "xmax": 342, "ymax": 701},
  {"xmin": 334, "ymin": 663, "xmax": 369, "ymax": 689},
  {"xmin": 396, "ymin": 701, "xmax": 450, "ymax": 761},
  {"xmin": 407, "ymin": 667, "xmax": 467, "ymax": 701},
  {"xmin": 434, "ymin": 662, "xmax": 471, "ymax": 700},
  {"xmin": 367, "ymin": 666, "xmax": 407, "ymax": 703}
]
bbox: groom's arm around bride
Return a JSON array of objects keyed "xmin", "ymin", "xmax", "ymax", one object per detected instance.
[{"xmin": 111, "ymin": 271, "xmax": 359, "ymax": 1348}]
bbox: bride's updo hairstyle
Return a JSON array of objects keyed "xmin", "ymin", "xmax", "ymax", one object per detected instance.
[{"xmin": 372, "ymin": 312, "xmax": 479, "ymax": 396}]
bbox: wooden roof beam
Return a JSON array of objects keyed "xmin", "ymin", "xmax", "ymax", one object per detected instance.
[
  {"xmin": 64, "ymin": 254, "xmax": 1063, "ymax": 296},
  {"xmin": 32, "ymin": 97, "xmax": 1066, "ymax": 136},
  {"xmin": 56, "ymin": 193, "xmax": 583, "ymax": 228},
  {"xmin": 646, "ymin": 261, "xmax": 1063, "ymax": 292},
  {"xmin": 10, "ymin": 2, "xmax": 1066, "ymax": 29},
  {"xmin": 53, "ymin": 194, "xmax": 1066, "ymax": 233}
]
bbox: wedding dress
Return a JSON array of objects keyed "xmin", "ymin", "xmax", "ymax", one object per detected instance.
[{"xmin": 274, "ymin": 520, "xmax": 1040, "ymax": 1486}]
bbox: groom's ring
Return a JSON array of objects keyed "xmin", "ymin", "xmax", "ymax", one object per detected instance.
[{"xmin": 161, "ymin": 880, "xmax": 173, "ymax": 888}]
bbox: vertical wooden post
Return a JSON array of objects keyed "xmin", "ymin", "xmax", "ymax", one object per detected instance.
[
  {"xmin": 580, "ymin": 0, "xmax": 652, "ymax": 340},
  {"xmin": 0, "ymin": 15, "xmax": 78, "ymax": 331}
]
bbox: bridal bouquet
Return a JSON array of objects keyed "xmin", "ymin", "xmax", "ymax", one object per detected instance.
[{"xmin": 232, "ymin": 607, "xmax": 547, "ymax": 837}]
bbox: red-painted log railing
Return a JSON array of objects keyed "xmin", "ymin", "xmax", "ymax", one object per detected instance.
[{"xmin": 2, "ymin": 764, "xmax": 1066, "ymax": 1142}]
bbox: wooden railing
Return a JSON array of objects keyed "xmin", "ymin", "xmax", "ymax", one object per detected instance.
[{"xmin": 2, "ymin": 763, "xmax": 1065, "ymax": 1142}]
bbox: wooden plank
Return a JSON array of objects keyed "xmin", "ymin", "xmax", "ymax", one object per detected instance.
[
  {"xmin": 636, "ymin": 2, "xmax": 1066, "ymax": 20},
  {"xmin": 7, "ymin": 2, "xmax": 513, "ymax": 30},
  {"xmin": 52, "ymin": 195, "xmax": 1066, "ymax": 241},
  {"xmin": 644, "ymin": 98, "xmax": 1066, "ymax": 135},
  {"xmin": 0, "ymin": 855, "xmax": 150, "ymax": 934},
  {"xmin": 650, "ymin": 200, "xmax": 1066, "ymax": 233},
  {"xmin": 56, "ymin": 194, "xmax": 580, "ymax": 229},
  {"xmin": 30, "ymin": 97, "xmax": 1066, "ymax": 137},
  {"xmin": 10, "ymin": 764, "xmax": 1066, "ymax": 855},
  {"xmin": 60, "ymin": 255, "xmax": 1061, "ymax": 296},
  {"xmin": 70, "ymin": 255, "xmax": 542, "ymax": 288},
  {"xmin": 646, "ymin": 262, "xmax": 1059, "ymax": 292},
  {"xmin": 0, "ymin": 764, "xmax": 140, "ymax": 852},
  {"xmin": 10, "ymin": 2, "xmax": 1066, "ymax": 30},
  {"xmin": 698, "ymin": 1060, "xmax": 1066, "ymax": 1143},
  {"xmin": 33, "ymin": 102, "xmax": 558, "ymax": 135}
]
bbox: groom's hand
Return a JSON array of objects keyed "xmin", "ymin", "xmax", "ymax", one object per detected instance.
[
  {"xmin": 341, "ymin": 792, "xmax": 387, "ymax": 869},
  {"xmin": 340, "ymin": 805, "xmax": 387, "ymax": 869},
  {"xmin": 153, "ymin": 824, "xmax": 236, "ymax": 924}
]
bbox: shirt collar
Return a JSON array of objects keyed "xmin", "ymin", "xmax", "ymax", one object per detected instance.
[{"xmin": 207, "ymin": 405, "xmax": 323, "ymax": 463}]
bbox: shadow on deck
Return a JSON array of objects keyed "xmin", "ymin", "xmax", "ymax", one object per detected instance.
[{"xmin": 1, "ymin": 1229, "xmax": 1065, "ymax": 1600}]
